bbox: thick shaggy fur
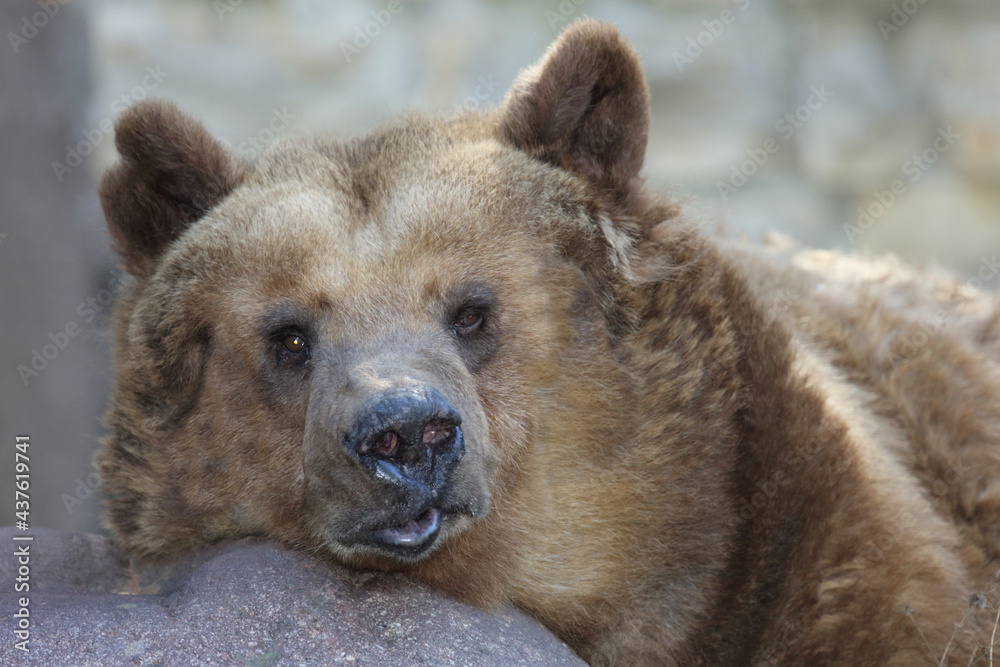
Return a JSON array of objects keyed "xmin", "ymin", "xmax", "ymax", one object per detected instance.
[{"xmin": 97, "ymin": 20, "xmax": 1000, "ymax": 666}]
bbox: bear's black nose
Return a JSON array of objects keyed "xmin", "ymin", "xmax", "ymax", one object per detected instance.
[{"xmin": 345, "ymin": 386, "xmax": 464, "ymax": 490}]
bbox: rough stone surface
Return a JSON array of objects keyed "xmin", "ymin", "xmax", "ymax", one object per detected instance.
[{"xmin": 0, "ymin": 528, "xmax": 585, "ymax": 666}]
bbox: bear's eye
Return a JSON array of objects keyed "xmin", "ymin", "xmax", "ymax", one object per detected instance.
[
  {"xmin": 272, "ymin": 328, "xmax": 310, "ymax": 366},
  {"xmin": 453, "ymin": 310, "xmax": 484, "ymax": 336},
  {"xmin": 283, "ymin": 334, "xmax": 307, "ymax": 353}
]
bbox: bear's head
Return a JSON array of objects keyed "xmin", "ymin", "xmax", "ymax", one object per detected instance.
[{"xmin": 98, "ymin": 19, "xmax": 673, "ymax": 567}]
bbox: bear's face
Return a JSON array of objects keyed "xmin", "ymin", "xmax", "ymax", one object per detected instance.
[
  {"xmin": 98, "ymin": 20, "xmax": 659, "ymax": 565},
  {"xmin": 156, "ymin": 133, "xmax": 606, "ymax": 562}
]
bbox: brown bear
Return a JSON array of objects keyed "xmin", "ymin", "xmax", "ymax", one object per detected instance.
[{"xmin": 96, "ymin": 19, "xmax": 1000, "ymax": 666}]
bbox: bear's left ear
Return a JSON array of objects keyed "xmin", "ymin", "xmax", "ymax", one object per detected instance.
[{"xmin": 499, "ymin": 19, "xmax": 649, "ymax": 200}]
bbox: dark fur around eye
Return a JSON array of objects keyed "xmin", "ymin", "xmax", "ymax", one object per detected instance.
[
  {"xmin": 448, "ymin": 283, "xmax": 500, "ymax": 371},
  {"xmin": 261, "ymin": 302, "xmax": 316, "ymax": 369},
  {"xmin": 269, "ymin": 327, "xmax": 311, "ymax": 367},
  {"xmin": 452, "ymin": 309, "xmax": 486, "ymax": 337}
]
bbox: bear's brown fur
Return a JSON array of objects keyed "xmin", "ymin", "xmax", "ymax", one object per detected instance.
[{"xmin": 96, "ymin": 20, "xmax": 1000, "ymax": 666}]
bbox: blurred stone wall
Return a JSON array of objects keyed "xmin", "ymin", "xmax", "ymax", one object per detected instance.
[
  {"xmin": 1, "ymin": 0, "xmax": 998, "ymax": 533},
  {"xmin": 86, "ymin": 0, "xmax": 1000, "ymax": 273},
  {"xmin": 1, "ymin": 1, "xmax": 111, "ymax": 535}
]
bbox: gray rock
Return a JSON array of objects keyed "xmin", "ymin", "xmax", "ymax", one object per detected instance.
[{"xmin": 0, "ymin": 527, "xmax": 586, "ymax": 666}]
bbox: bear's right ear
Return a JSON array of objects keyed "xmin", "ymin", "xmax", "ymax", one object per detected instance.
[
  {"xmin": 99, "ymin": 99, "xmax": 245, "ymax": 277},
  {"xmin": 499, "ymin": 19, "xmax": 649, "ymax": 203}
]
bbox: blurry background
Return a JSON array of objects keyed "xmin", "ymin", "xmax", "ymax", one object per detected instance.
[{"xmin": 2, "ymin": 0, "xmax": 998, "ymax": 535}]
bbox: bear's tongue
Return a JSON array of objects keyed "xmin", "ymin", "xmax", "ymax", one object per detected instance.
[{"xmin": 372, "ymin": 507, "xmax": 441, "ymax": 547}]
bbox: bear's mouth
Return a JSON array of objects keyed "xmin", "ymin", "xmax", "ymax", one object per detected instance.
[{"xmin": 366, "ymin": 507, "xmax": 442, "ymax": 555}]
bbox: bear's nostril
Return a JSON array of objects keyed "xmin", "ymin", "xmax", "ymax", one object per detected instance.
[
  {"xmin": 345, "ymin": 385, "xmax": 464, "ymax": 471},
  {"xmin": 362, "ymin": 421, "xmax": 457, "ymax": 466},
  {"xmin": 374, "ymin": 431, "xmax": 401, "ymax": 458},
  {"xmin": 422, "ymin": 420, "xmax": 456, "ymax": 448}
]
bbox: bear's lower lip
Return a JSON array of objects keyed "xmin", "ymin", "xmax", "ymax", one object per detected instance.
[{"xmin": 368, "ymin": 507, "xmax": 442, "ymax": 549}]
